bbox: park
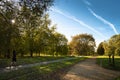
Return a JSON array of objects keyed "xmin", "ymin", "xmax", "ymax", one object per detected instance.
[{"xmin": 0, "ymin": 0, "xmax": 120, "ymax": 80}]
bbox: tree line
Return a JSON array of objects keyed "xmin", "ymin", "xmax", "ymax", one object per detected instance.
[
  {"xmin": 0, "ymin": 0, "xmax": 68, "ymax": 58},
  {"xmin": 0, "ymin": 0, "xmax": 119, "ymax": 59}
]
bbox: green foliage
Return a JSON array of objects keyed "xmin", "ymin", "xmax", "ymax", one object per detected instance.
[
  {"xmin": 0, "ymin": 0, "xmax": 20, "ymax": 58},
  {"xmin": 96, "ymin": 56, "xmax": 120, "ymax": 71},
  {"xmin": 115, "ymin": 77, "xmax": 120, "ymax": 80},
  {"xmin": 0, "ymin": 0, "xmax": 69, "ymax": 57},
  {"xmin": 97, "ymin": 42, "xmax": 105, "ymax": 55},
  {"xmin": 0, "ymin": 57, "xmax": 86, "ymax": 80},
  {"xmin": 102, "ymin": 34, "xmax": 120, "ymax": 65},
  {"xmin": 19, "ymin": 0, "xmax": 54, "ymax": 16},
  {"xmin": 115, "ymin": 48, "xmax": 120, "ymax": 56},
  {"xmin": 69, "ymin": 33, "xmax": 96, "ymax": 56},
  {"xmin": 0, "ymin": 56, "xmax": 66, "ymax": 68}
]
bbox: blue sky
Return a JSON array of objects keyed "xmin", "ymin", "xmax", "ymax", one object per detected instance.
[{"xmin": 49, "ymin": 0, "xmax": 120, "ymax": 46}]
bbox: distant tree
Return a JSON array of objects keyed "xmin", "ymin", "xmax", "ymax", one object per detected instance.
[
  {"xmin": 97, "ymin": 42, "xmax": 105, "ymax": 55},
  {"xmin": 53, "ymin": 32, "xmax": 68, "ymax": 56},
  {"xmin": 69, "ymin": 34, "xmax": 96, "ymax": 56}
]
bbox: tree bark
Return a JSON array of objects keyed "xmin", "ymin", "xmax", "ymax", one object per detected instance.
[
  {"xmin": 30, "ymin": 50, "xmax": 33, "ymax": 57},
  {"xmin": 109, "ymin": 55, "xmax": 111, "ymax": 64},
  {"xmin": 39, "ymin": 51, "xmax": 40, "ymax": 56},
  {"xmin": 7, "ymin": 49, "xmax": 10, "ymax": 58},
  {"xmin": 112, "ymin": 54, "xmax": 115, "ymax": 66}
]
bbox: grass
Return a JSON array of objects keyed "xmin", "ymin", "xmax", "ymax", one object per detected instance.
[
  {"xmin": 96, "ymin": 56, "xmax": 120, "ymax": 71},
  {"xmin": 96, "ymin": 56, "xmax": 120, "ymax": 80},
  {"xmin": 115, "ymin": 77, "xmax": 120, "ymax": 80},
  {"xmin": 0, "ymin": 57, "xmax": 86, "ymax": 80},
  {"xmin": 0, "ymin": 56, "xmax": 72, "ymax": 68}
]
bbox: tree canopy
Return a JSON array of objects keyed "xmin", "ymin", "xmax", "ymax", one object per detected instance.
[
  {"xmin": 97, "ymin": 42, "xmax": 105, "ymax": 55},
  {"xmin": 0, "ymin": 0, "xmax": 70, "ymax": 58},
  {"xmin": 69, "ymin": 34, "xmax": 96, "ymax": 56}
]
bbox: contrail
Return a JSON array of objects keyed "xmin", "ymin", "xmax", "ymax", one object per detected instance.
[
  {"xmin": 50, "ymin": 7, "xmax": 106, "ymax": 38},
  {"xmin": 88, "ymin": 8, "xmax": 119, "ymax": 34},
  {"xmin": 83, "ymin": 0, "xmax": 92, "ymax": 6}
]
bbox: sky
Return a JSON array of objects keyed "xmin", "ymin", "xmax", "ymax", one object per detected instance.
[{"xmin": 48, "ymin": 0, "xmax": 120, "ymax": 46}]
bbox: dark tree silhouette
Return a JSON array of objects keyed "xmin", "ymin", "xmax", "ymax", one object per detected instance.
[{"xmin": 97, "ymin": 42, "xmax": 105, "ymax": 55}]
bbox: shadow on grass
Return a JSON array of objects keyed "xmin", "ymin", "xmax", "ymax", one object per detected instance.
[
  {"xmin": 96, "ymin": 57, "xmax": 120, "ymax": 71},
  {"xmin": 0, "ymin": 57, "xmax": 86, "ymax": 80}
]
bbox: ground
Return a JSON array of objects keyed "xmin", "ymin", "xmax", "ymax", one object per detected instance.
[{"xmin": 62, "ymin": 58, "xmax": 120, "ymax": 80}]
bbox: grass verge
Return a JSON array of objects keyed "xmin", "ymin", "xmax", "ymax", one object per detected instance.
[
  {"xmin": 0, "ymin": 56, "xmax": 72, "ymax": 68},
  {"xmin": 96, "ymin": 56, "xmax": 120, "ymax": 80},
  {"xmin": 114, "ymin": 77, "xmax": 120, "ymax": 80},
  {"xmin": 96, "ymin": 56, "xmax": 120, "ymax": 71},
  {"xmin": 0, "ymin": 57, "xmax": 86, "ymax": 80}
]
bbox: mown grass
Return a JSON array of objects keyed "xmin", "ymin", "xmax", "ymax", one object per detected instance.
[
  {"xmin": 0, "ymin": 57, "xmax": 86, "ymax": 80},
  {"xmin": 96, "ymin": 56, "xmax": 120, "ymax": 71},
  {"xmin": 115, "ymin": 77, "xmax": 120, "ymax": 80},
  {"xmin": 0, "ymin": 56, "xmax": 72, "ymax": 68},
  {"xmin": 96, "ymin": 56, "xmax": 120, "ymax": 80}
]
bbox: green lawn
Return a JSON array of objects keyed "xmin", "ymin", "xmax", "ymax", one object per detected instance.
[
  {"xmin": 0, "ymin": 57, "xmax": 86, "ymax": 80},
  {"xmin": 0, "ymin": 56, "xmax": 73, "ymax": 68},
  {"xmin": 115, "ymin": 77, "xmax": 120, "ymax": 80},
  {"xmin": 96, "ymin": 56, "xmax": 120, "ymax": 71},
  {"xmin": 96, "ymin": 56, "xmax": 120, "ymax": 80}
]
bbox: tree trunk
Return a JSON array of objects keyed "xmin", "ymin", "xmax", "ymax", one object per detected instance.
[
  {"xmin": 21, "ymin": 52, "xmax": 24, "ymax": 57},
  {"xmin": 35, "ymin": 51, "xmax": 37, "ymax": 56},
  {"xmin": 109, "ymin": 55, "xmax": 111, "ymax": 64},
  {"xmin": 112, "ymin": 54, "xmax": 115, "ymax": 66},
  {"xmin": 39, "ymin": 51, "xmax": 40, "ymax": 56},
  {"xmin": 7, "ymin": 49, "xmax": 10, "ymax": 58},
  {"xmin": 30, "ymin": 50, "xmax": 33, "ymax": 57}
]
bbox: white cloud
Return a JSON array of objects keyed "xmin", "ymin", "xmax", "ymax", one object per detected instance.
[
  {"xmin": 50, "ymin": 7, "xmax": 106, "ymax": 38},
  {"xmin": 88, "ymin": 8, "xmax": 119, "ymax": 34},
  {"xmin": 83, "ymin": 0, "xmax": 92, "ymax": 6}
]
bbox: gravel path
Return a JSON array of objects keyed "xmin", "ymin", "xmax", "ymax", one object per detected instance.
[{"xmin": 62, "ymin": 58, "xmax": 120, "ymax": 80}]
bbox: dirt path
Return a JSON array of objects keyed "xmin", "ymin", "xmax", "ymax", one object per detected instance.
[{"xmin": 62, "ymin": 58, "xmax": 120, "ymax": 80}]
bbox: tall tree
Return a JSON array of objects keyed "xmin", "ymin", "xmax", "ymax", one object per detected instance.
[
  {"xmin": 53, "ymin": 32, "xmax": 68, "ymax": 56},
  {"xmin": 0, "ymin": 0, "xmax": 54, "ymax": 57},
  {"xmin": 102, "ymin": 34, "xmax": 120, "ymax": 66},
  {"xmin": 0, "ymin": 0, "xmax": 20, "ymax": 58},
  {"xmin": 69, "ymin": 34, "xmax": 96, "ymax": 56},
  {"xmin": 18, "ymin": 0, "xmax": 54, "ymax": 57},
  {"xmin": 108, "ymin": 34, "xmax": 120, "ymax": 66}
]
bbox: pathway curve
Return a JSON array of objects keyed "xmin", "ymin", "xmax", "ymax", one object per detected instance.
[{"xmin": 62, "ymin": 58, "xmax": 120, "ymax": 80}]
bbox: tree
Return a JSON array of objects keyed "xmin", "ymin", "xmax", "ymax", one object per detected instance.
[
  {"xmin": 18, "ymin": 0, "xmax": 54, "ymax": 57},
  {"xmin": 97, "ymin": 42, "xmax": 105, "ymax": 55},
  {"xmin": 115, "ymin": 48, "xmax": 120, "ymax": 56},
  {"xmin": 53, "ymin": 32, "xmax": 68, "ymax": 56},
  {"xmin": 103, "ymin": 34, "xmax": 120, "ymax": 66},
  {"xmin": 0, "ymin": 0, "xmax": 20, "ymax": 58},
  {"xmin": 0, "ymin": 0, "xmax": 54, "ymax": 57},
  {"xmin": 19, "ymin": 0, "xmax": 54, "ymax": 17},
  {"xmin": 69, "ymin": 33, "xmax": 96, "ymax": 56}
]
